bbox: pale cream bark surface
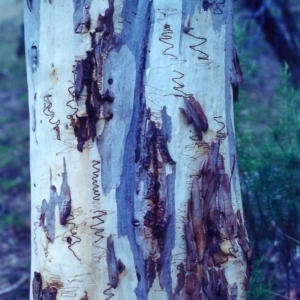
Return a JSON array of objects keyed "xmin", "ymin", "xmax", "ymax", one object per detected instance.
[{"xmin": 26, "ymin": 0, "xmax": 249, "ymax": 299}]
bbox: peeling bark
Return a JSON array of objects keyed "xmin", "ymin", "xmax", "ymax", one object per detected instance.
[
  {"xmin": 25, "ymin": 0, "xmax": 250, "ymax": 299},
  {"xmin": 32, "ymin": 272, "xmax": 58, "ymax": 300}
]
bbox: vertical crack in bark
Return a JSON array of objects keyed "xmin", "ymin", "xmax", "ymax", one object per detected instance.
[
  {"xmin": 31, "ymin": 43, "xmax": 38, "ymax": 73},
  {"xmin": 115, "ymin": 1, "xmax": 156, "ymax": 298},
  {"xmin": 237, "ymin": 210, "xmax": 252, "ymax": 289},
  {"xmin": 230, "ymin": 47, "xmax": 243, "ymax": 102},
  {"xmin": 26, "ymin": 0, "xmax": 33, "ymax": 12},
  {"xmin": 134, "ymin": 107, "xmax": 176, "ymax": 297},
  {"xmin": 106, "ymin": 235, "xmax": 126, "ymax": 289}
]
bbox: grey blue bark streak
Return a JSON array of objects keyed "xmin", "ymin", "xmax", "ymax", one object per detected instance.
[
  {"xmin": 73, "ymin": 0, "xmax": 92, "ymax": 33},
  {"xmin": 40, "ymin": 158, "xmax": 71, "ymax": 242},
  {"xmin": 97, "ymin": 46, "xmax": 136, "ymax": 195},
  {"xmin": 158, "ymin": 171, "xmax": 176, "ymax": 298},
  {"xmin": 202, "ymin": 0, "xmax": 227, "ymax": 31},
  {"xmin": 161, "ymin": 107, "xmax": 172, "ymax": 142},
  {"xmin": 115, "ymin": 1, "xmax": 153, "ymax": 298},
  {"xmin": 224, "ymin": 0, "xmax": 239, "ymax": 196},
  {"xmin": 112, "ymin": 1, "xmax": 174, "ymax": 299},
  {"xmin": 181, "ymin": 0, "xmax": 226, "ymax": 33}
]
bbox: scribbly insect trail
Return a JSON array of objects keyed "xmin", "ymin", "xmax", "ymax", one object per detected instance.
[
  {"xmin": 90, "ymin": 160, "xmax": 107, "ymax": 249},
  {"xmin": 38, "ymin": 158, "xmax": 85, "ymax": 261},
  {"xmin": 43, "ymin": 94, "xmax": 61, "ymax": 140},
  {"xmin": 91, "ymin": 210, "xmax": 106, "ymax": 248},
  {"xmin": 103, "ymin": 235, "xmax": 125, "ymax": 299},
  {"xmin": 32, "ymin": 271, "xmax": 58, "ymax": 300},
  {"xmin": 61, "ymin": 272, "xmax": 93, "ymax": 297},
  {"xmin": 92, "ymin": 160, "xmax": 101, "ymax": 201},
  {"xmin": 66, "ymin": 86, "xmax": 79, "ymax": 122},
  {"xmin": 214, "ymin": 116, "xmax": 226, "ymax": 142},
  {"xmin": 33, "ymin": 206, "xmax": 42, "ymax": 256},
  {"xmin": 158, "ymin": 24, "xmax": 177, "ymax": 60},
  {"xmin": 172, "ymin": 70, "xmax": 192, "ymax": 97},
  {"xmin": 63, "ymin": 212, "xmax": 82, "ymax": 261},
  {"xmin": 103, "ymin": 285, "xmax": 114, "ymax": 300},
  {"xmin": 188, "ymin": 33, "xmax": 209, "ymax": 61},
  {"xmin": 33, "ymin": 220, "xmax": 38, "ymax": 256},
  {"xmin": 61, "ymin": 286, "xmax": 79, "ymax": 298},
  {"xmin": 182, "ymin": 15, "xmax": 209, "ymax": 61},
  {"xmin": 66, "ymin": 0, "xmax": 115, "ymax": 152}
]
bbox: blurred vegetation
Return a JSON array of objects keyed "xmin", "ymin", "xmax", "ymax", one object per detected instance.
[
  {"xmin": 0, "ymin": 0, "xmax": 299, "ymax": 299},
  {"xmin": 236, "ymin": 66, "xmax": 300, "ymax": 299},
  {"xmin": 0, "ymin": 1, "xmax": 30, "ymax": 299},
  {"xmin": 235, "ymin": 1, "xmax": 300, "ymax": 298},
  {"xmin": 0, "ymin": 1, "xmax": 29, "ymax": 232}
]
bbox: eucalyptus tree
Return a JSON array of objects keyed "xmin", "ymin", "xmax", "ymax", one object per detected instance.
[{"xmin": 25, "ymin": 0, "xmax": 251, "ymax": 299}]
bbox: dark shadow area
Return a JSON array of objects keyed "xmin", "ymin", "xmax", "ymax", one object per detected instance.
[{"xmin": 235, "ymin": 0, "xmax": 300, "ymax": 299}]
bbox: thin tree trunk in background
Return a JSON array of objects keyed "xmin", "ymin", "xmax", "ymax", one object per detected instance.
[{"xmin": 25, "ymin": 0, "xmax": 251, "ymax": 299}]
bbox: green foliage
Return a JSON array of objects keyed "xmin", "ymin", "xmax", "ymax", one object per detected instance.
[
  {"xmin": 0, "ymin": 1, "xmax": 29, "ymax": 232},
  {"xmin": 235, "ymin": 65, "xmax": 300, "ymax": 298}
]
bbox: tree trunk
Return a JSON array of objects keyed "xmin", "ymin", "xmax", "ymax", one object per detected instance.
[{"xmin": 25, "ymin": 0, "xmax": 251, "ymax": 299}]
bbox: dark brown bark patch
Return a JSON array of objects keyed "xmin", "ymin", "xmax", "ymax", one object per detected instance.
[
  {"xmin": 175, "ymin": 263, "xmax": 186, "ymax": 294},
  {"xmin": 180, "ymin": 95, "xmax": 209, "ymax": 141},
  {"xmin": 32, "ymin": 272, "xmax": 58, "ymax": 300},
  {"xmin": 69, "ymin": 4, "xmax": 116, "ymax": 152},
  {"xmin": 32, "ymin": 272, "xmax": 42, "ymax": 300},
  {"xmin": 178, "ymin": 139, "xmax": 245, "ymax": 299}
]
